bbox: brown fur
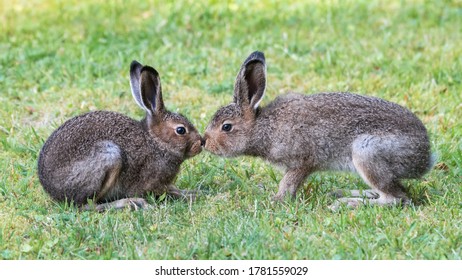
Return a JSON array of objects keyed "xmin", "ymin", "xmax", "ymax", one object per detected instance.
[
  {"xmin": 204, "ymin": 51, "xmax": 433, "ymax": 209},
  {"xmin": 38, "ymin": 61, "xmax": 202, "ymax": 210}
]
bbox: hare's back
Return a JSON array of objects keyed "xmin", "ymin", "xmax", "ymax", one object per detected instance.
[
  {"xmin": 269, "ymin": 92, "xmax": 426, "ymax": 135},
  {"xmin": 40, "ymin": 111, "xmax": 148, "ymax": 169}
]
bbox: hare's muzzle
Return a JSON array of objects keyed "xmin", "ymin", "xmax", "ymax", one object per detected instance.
[
  {"xmin": 202, "ymin": 132, "xmax": 220, "ymax": 155},
  {"xmin": 186, "ymin": 138, "xmax": 203, "ymax": 158}
]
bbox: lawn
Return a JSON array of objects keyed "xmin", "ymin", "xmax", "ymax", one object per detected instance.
[{"xmin": 0, "ymin": 0, "xmax": 461, "ymax": 259}]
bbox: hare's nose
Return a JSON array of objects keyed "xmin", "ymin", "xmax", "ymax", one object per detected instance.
[{"xmin": 200, "ymin": 138, "xmax": 206, "ymax": 146}]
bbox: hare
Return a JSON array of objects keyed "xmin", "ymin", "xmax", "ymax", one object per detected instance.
[
  {"xmin": 204, "ymin": 51, "xmax": 433, "ymax": 210},
  {"xmin": 38, "ymin": 61, "xmax": 203, "ymax": 211}
]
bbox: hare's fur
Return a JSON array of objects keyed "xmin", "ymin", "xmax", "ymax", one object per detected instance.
[
  {"xmin": 38, "ymin": 61, "xmax": 202, "ymax": 211},
  {"xmin": 204, "ymin": 51, "xmax": 433, "ymax": 209}
]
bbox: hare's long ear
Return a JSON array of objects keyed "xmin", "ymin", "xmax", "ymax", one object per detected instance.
[
  {"xmin": 139, "ymin": 65, "xmax": 165, "ymax": 117},
  {"xmin": 130, "ymin": 60, "xmax": 150, "ymax": 112},
  {"xmin": 233, "ymin": 51, "xmax": 266, "ymax": 110}
]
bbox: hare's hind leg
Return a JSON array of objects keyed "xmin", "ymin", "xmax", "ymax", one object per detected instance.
[
  {"xmin": 66, "ymin": 140, "xmax": 150, "ymax": 212},
  {"xmin": 329, "ymin": 189, "xmax": 379, "ymax": 199},
  {"xmin": 330, "ymin": 135, "xmax": 410, "ymax": 210},
  {"xmin": 82, "ymin": 198, "xmax": 150, "ymax": 212},
  {"xmin": 66, "ymin": 141, "xmax": 122, "ymax": 206}
]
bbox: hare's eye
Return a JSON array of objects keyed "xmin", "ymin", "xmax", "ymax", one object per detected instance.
[
  {"xmin": 175, "ymin": 126, "xmax": 186, "ymax": 135},
  {"xmin": 222, "ymin": 123, "xmax": 232, "ymax": 132}
]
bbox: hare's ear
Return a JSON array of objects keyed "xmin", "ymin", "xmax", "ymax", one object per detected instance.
[
  {"xmin": 138, "ymin": 65, "xmax": 165, "ymax": 117},
  {"xmin": 130, "ymin": 60, "xmax": 149, "ymax": 112},
  {"xmin": 233, "ymin": 51, "xmax": 266, "ymax": 110}
]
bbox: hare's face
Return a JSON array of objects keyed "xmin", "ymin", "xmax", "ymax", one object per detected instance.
[
  {"xmin": 150, "ymin": 112, "xmax": 203, "ymax": 159},
  {"xmin": 204, "ymin": 104, "xmax": 254, "ymax": 157},
  {"xmin": 204, "ymin": 51, "xmax": 265, "ymax": 157}
]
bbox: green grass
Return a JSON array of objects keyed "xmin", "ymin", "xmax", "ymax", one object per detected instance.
[{"xmin": 1, "ymin": 0, "xmax": 461, "ymax": 259}]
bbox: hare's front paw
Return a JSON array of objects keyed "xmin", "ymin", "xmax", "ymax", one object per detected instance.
[
  {"xmin": 124, "ymin": 198, "xmax": 151, "ymax": 210},
  {"xmin": 166, "ymin": 185, "xmax": 198, "ymax": 202},
  {"xmin": 272, "ymin": 193, "xmax": 286, "ymax": 202},
  {"xmin": 179, "ymin": 189, "xmax": 198, "ymax": 202}
]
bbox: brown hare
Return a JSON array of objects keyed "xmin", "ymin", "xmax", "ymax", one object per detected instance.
[
  {"xmin": 204, "ymin": 51, "xmax": 433, "ymax": 210},
  {"xmin": 38, "ymin": 61, "xmax": 202, "ymax": 211}
]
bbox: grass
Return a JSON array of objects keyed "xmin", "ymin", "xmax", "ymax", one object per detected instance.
[{"xmin": 0, "ymin": 0, "xmax": 461, "ymax": 259}]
